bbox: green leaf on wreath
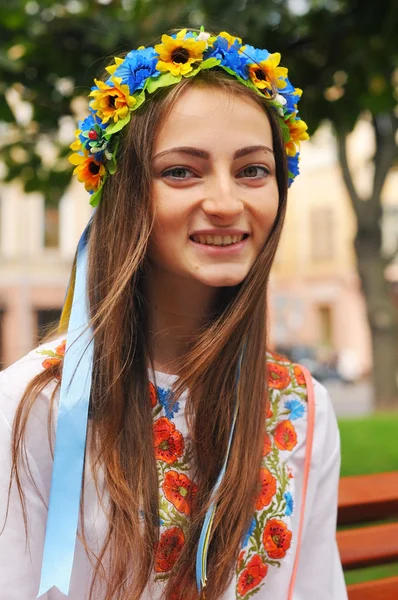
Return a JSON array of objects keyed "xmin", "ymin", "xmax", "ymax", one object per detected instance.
[{"xmin": 146, "ymin": 72, "xmax": 181, "ymax": 94}]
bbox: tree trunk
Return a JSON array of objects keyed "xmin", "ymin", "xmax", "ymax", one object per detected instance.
[
  {"xmin": 355, "ymin": 233, "xmax": 398, "ymax": 409},
  {"xmin": 337, "ymin": 116, "xmax": 398, "ymax": 409}
]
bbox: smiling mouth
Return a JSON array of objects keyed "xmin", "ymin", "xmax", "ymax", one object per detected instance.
[{"xmin": 190, "ymin": 234, "xmax": 249, "ymax": 246}]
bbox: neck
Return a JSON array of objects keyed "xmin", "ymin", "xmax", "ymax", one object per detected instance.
[{"xmin": 144, "ymin": 266, "xmax": 219, "ymax": 374}]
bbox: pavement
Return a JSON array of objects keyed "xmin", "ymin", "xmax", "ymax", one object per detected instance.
[{"xmin": 322, "ymin": 379, "xmax": 374, "ymax": 418}]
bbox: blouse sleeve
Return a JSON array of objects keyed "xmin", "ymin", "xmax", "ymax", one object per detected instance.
[
  {"xmin": 292, "ymin": 380, "xmax": 348, "ymax": 600},
  {"xmin": 0, "ymin": 356, "xmax": 52, "ymax": 599}
]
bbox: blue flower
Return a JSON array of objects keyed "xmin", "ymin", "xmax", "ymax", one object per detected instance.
[
  {"xmin": 284, "ymin": 491, "xmax": 294, "ymax": 516},
  {"xmin": 114, "ymin": 47, "xmax": 160, "ymax": 93},
  {"xmin": 283, "ymin": 79, "xmax": 302, "ymax": 116},
  {"xmin": 287, "ymin": 153, "xmax": 300, "ymax": 187},
  {"xmin": 285, "ymin": 399, "xmax": 305, "ymax": 420},
  {"xmin": 241, "ymin": 44, "xmax": 270, "ymax": 64},
  {"xmin": 156, "ymin": 385, "xmax": 180, "ymax": 419},
  {"xmin": 204, "ymin": 36, "xmax": 250, "ymax": 79},
  {"xmin": 242, "ymin": 517, "xmax": 256, "ymax": 547}
]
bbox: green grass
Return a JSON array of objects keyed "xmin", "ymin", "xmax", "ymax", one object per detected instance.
[
  {"xmin": 338, "ymin": 413, "xmax": 398, "ymax": 586},
  {"xmin": 338, "ymin": 412, "xmax": 398, "ymax": 477}
]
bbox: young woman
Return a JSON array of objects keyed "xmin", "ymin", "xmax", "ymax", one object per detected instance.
[{"xmin": 0, "ymin": 28, "xmax": 347, "ymax": 600}]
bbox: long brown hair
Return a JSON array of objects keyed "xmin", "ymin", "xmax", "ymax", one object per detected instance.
[{"xmin": 10, "ymin": 68, "xmax": 288, "ymax": 600}]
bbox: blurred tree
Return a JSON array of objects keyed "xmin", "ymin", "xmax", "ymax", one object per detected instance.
[{"xmin": 1, "ymin": 0, "xmax": 397, "ymax": 405}]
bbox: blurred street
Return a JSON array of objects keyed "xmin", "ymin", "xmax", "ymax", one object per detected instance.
[{"xmin": 324, "ymin": 379, "xmax": 374, "ymax": 418}]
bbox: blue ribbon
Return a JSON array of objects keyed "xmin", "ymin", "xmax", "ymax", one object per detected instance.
[
  {"xmin": 38, "ymin": 224, "xmax": 94, "ymax": 597},
  {"xmin": 196, "ymin": 351, "xmax": 243, "ymax": 593}
]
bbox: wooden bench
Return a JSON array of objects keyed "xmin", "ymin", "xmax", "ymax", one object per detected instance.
[{"xmin": 337, "ymin": 471, "xmax": 398, "ymax": 600}]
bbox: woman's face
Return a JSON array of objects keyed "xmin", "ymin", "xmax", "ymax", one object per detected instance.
[{"xmin": 149, "ymin": 86, "xmax": 279, "ymax": 289}]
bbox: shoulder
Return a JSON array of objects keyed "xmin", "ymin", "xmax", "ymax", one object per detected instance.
[
  {"xmin": 266, "ymin": 350, "xmax": 339, "ymax": 463},
  {"xmin": 0, "ymin": 335, "xmax": 65, "ymax": 430}
]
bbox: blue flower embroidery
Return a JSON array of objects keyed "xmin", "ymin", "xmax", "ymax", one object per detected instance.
[
  {"xmin": 157, "ymin": 386, "xmax": 180, "ymax": 419},
  {"xmin": 284, "ymin": 491, "xmax": 294, "ymax": 516},
  {"xmin": 242, "ymin": 517, "xmax": 256, "ymax": 547},
  {"xmin": 285, "ymin": 399, "xmax": 305, "ymax": 420}
]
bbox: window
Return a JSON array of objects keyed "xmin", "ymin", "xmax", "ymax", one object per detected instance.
[
  {"xmin": 310, "ymin": 207, "xmax": 335, "ymax": 262},
  {"xmin": 36, "ymin": 308, "xmax": 62, "ymax": 342},
  {"xmin": 318, "ymin": 305, "xmax": 333, "ymax": 347},
  {"xmin": 44, "ymin": 206, "xmax": 59, "ymax": 248}
]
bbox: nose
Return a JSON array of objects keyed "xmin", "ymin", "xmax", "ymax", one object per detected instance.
[{"xmin": 202, "ymin": 171, "xmax": 244, "ymax": 221}]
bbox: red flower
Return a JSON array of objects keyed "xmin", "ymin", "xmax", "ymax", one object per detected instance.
[
  {"xmin": 265, "ymin": 399, "xmax": 273, "ymax": 419},
  {"xmin": 155, "ymin": 526, "xmax": 185, "ymax": 572},
  {"xmin": 162, "ymin": 470, "xmax": 197, "ymax": 516},
  {"xmin": 263, "ymin": 433, "xmax": 272, "ymax": 458},
  {"xmin": 274, "ymin": 420, "xmax": 297, "ymax": 451},
  {"xmin": 149, "ymin": 381, "xmax": 157, "ymax": 408},
  {"xmin": 237, "ymin": 554, "xmax": 268, "ymax": 596},
  {"xmin": 154, "ymin": 417, "xmax": 184, "ymax": 465},
  {"xmin": 255, "ymin": 468, "xmax": 277, "ymax": 510},
  {"xmin": 294, "ymin": 365, "xmax": 306, "ymax": 386},
  {"xmin": 263, "ymin": 518, "xmax": 292, "ymax": 559},
  {"xmin": 267, "ymin": 363, "xmax": 291, "ymax": 389}
]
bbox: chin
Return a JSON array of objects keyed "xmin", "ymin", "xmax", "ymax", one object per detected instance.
[{"xmin": 195, "ymin": 269, "xmax": 250, "ymax": 288}]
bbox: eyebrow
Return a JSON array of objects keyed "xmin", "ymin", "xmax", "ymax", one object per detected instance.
[{"xmin": 153, "ymin": 145, "xmax": 274, "ymax": 161}]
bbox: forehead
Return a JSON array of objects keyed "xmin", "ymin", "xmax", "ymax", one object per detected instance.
[{"xmin": 154, "ymin": 86, "xmax": 274, "ymax": 152}]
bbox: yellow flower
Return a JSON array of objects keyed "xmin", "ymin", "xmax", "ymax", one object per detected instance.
[
  {"xmin": 70, "ymin": 130, "xmax": 82, "ymax": 152},
  {"xmin": 105, "ymin": 56, "xmax": 124, "ymax": 78},
  {"xmin": 154, "ymin": 29, "xmax": 207, "ymax": 76},
  {"xmin": 248, "ymin": 53, "xmax": 288, "ymax": 93},
  {"xmin": 219, "ymin": 31, "xmax": 242, "ymax": 47},
  {"xmin": 285, "ymin": 116, "xmax": 309, "ymax": 156},
  {"xmin": 69, "ymin": 152, "xmax": 106, "ymax": 192},
  {"xmin": 89, "ymin": 76, "xmax": 136, "ymax": 124}
]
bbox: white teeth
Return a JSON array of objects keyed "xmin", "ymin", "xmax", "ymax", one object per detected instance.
[{"xmin": 192, "ymin": 234, "xmax": 245, "ymax": 246}]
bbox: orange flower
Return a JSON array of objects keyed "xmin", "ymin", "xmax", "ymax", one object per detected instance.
[
  {"xmin": 263, "ymin": 518, "xmax": 292, "ymax": 559},
  {"xmin": 293, "ymin": 365, "xmax": 306, "ymax": 387},
  {"xmin": 149, "ymin": 381, "xmax": 157, "ymax": 408},
  {"xmin": 237, "ymin": 554, "xmax": 268, "ymax": 596},
  {"xmin": 255, "ymin": 468, "xmax": 276, "ymax": 510},
  {"xmin": 265, "ymin": 400, "xmax": 273, "ymax": 419},
  {"xmin": 55, "ymin": 340, "xmax": 66, "ymax": 356},
  {"xmin": 154, "ymin": 417, "xmax": 184, "ymax": 465},
  {"xmin": 274, "ymin": 420, "xmax": 297, "ymax": 452},
  {"xmin": 89, "ymin": 76, "xmax": 136, "ymax": 124},
  {"xmin": 263, "ymin": 433, "xmax": 272, "ymax": 458},
  {"xmin": 155, "ymin": 526, "xmax": 185, "ymax": 572},
  {"xmin": 162, "ymin": 470, "xmax": 197, "ymax": 516},
  {"xmin": 42, "ymin": 357, "xmax": 62, "ymax": 378},
  {"xmin": 68, "ymin": 152, "xmax": 105, "ymax": 192},
  {"xmin": 267, "ymin": 363, "xmax": 291, "ymax": 389}
]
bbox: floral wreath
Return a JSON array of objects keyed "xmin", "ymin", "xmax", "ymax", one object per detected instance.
[{"xmin": 69, "ymin": 28, "xmax": 309, "ymax": 207}]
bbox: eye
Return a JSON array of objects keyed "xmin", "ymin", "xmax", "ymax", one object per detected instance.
[
  {"xmin": 238, "ymin": 165, "xmax": 270, "ymax": 179},
  {"xmin": 162, "ymin": 167, "xmax": 196, "ymax": 180}
]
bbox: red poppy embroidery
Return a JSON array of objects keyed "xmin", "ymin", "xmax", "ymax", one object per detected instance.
[
  {"xmin": 149, "ymin": 381, "xmax": 157, "ymax": 408},
  {"xmin": 265, "ymin": 399, "xmax": 273, "ymax": 419},
  {"xmin": 55, "ymin": 340, "xmax": 66, "ymax": 356},
  {"xmin": 162, "ymin": 470, "xmax": 197, "ymax": 516},
  {"xmin": 274, "ymin": 420, "xmax": 297, "ymax": 451},
  {"xmin": 263, "ymin": 518, "xmax": 292, "ymax": 559},
  {"xmin": 267, "ymin": 363, "xmax": 291, "ymax": 389},
  {"xmin": 41, "ymin": 340, "xmax": 66, "ymax": 379},
  {"xmin": 155, "ymin": 526, "xmax": 185, "ymax": 572},
  {"xmin": 237, "ymin": 554, "xmax": 268, "ymax": 596},
  {"xmin": 255, "ymin": 468, "xmax": 277, "ymax": 510},
  {"xmin": 154, "ymin": 417, "xmax": 184, "ymax": 465},
  {"xmin": 263, "ymin": 433, "xmax": 272, "ymax": 458},
  {"xmin": 293, "ymin": 365, "xmax": 306, "ymax": 386}
]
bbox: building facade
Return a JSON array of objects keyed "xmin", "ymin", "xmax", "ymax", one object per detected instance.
[{"xmin": 0, "ymin": 119, "xmax": 396, "ymax": 376}]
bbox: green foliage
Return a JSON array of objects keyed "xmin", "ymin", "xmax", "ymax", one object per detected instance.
[{"xmin": 0, "ymin": 0, "xmax": 397, "ymax": 203}]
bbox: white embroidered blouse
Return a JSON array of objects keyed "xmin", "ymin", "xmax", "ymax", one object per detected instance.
[{"xmin": 0, "ymin": 337, "xmax": 348, "ymax": 600}]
